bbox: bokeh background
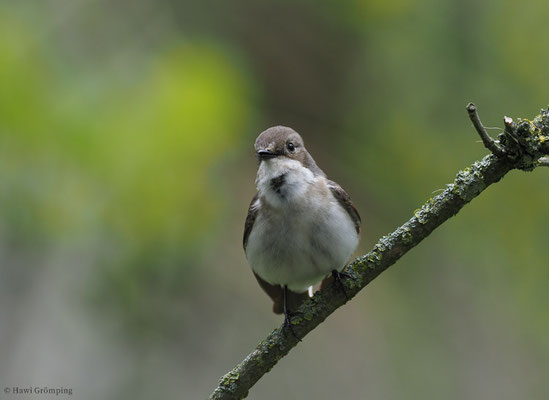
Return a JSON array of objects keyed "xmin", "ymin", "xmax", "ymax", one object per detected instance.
[{"xmin": 1, "ymin": 1, "xmax": 548, "ymax": 399}]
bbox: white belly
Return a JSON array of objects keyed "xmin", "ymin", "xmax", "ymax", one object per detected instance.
[{"xmin": 246, "ymin": 174, "xmax": 359, "ymax": 292}]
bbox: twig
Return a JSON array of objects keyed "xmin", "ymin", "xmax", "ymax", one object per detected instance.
[
  {"xmin": 209, "ymin": 104, "xmax": 549, "ymax": 400},
  {"xmin": 466, "ymin": 103, "xmax": 507, "ymax": 157}
]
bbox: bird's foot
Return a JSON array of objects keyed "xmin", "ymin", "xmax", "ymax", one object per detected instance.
[
  {"xmin": 283, "ymin": 310, "xmax": 302, "ymax": 342},
  {"xmin": 332, "ymin": 269, "xmax": 350, "ymax": 301}
]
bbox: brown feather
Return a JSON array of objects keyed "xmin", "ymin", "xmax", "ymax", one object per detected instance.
[
  {"xmin": 327, "ymin": 179, "xmax": 361, "ymax": 234},
  {"xmin": 243, "ymin": 193, "xmax": 259, "ymax": 249}
]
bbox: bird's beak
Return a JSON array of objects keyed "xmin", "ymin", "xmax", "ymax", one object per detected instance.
[{"xmin": 256, "ymin": 149, "xmax": 280, "ymax": 160}]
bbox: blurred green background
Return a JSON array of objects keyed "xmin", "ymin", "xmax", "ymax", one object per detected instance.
[{"xmin": 0, "ymin": 1, "xmax": 548, "ymax": 399}]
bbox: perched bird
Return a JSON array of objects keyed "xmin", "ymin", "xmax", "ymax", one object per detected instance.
[{"xmin": 243, "ymin": 126, "xmax": 361, "ymax": 333}]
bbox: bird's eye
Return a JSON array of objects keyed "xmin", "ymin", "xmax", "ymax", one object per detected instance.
[{"xmin": 287, "ymin": 142, "xmax": 295, "ymax": 153}]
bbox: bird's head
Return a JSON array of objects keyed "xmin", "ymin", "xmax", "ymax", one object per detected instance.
[{"xmin": 254, "ymin": 126, "xmax": 306, "ymax": 163}]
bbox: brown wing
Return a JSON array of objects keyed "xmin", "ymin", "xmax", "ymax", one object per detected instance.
[
  {"xmin": 243, "ymin": 193, "xmax": 259, "ymax": 249},
  {"xmin": 327, "ymin": 180, "xmax": 361, "ymax": 234}
]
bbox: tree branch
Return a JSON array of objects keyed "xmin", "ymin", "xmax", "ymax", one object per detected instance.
[
  {"xmin": 209, "ymin": 104, "xmax": 549, "ymax": 400},
  {"xmin": 466, "ymin": 103, "xmax": 507, "ymax": 157}
]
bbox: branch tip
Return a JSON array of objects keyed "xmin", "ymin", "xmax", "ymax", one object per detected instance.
[{"xmin": 466, "ymin": 103, "xmax": 506, "ymax": 157}]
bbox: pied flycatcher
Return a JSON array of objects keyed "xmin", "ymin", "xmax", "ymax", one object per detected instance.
[{"xmin": 243, "ymin": 126, "xmax": 361, "ymax": 332}]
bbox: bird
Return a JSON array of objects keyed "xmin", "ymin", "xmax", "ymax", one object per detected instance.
[{"xmin": 243, "ymin": 126, "xmax": 361, "ymax": 336}]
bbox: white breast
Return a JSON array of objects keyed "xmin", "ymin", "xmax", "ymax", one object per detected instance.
[
  {"xmin": 255, "ymin": 157, "xmax": 315, "ymax": 207},
  {"xmin": 246, "ymin": 158, "xmax": 359, "ymax": 292}
]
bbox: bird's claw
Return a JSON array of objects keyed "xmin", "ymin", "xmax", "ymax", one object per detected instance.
[
  {"xmin": 332, "ymin": 269, "xmax": 350, "ymax": 301},
  {"xmin": 283, "ymin": 311, "xmax": 302, "ymax": 342}
]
